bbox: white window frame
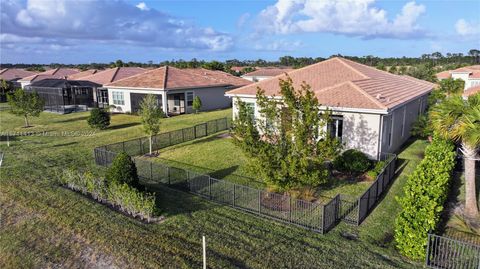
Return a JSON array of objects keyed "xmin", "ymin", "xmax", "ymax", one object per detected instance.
[
  {"xmin": 186, "ymin": 91, "xmax": 194, "ymax": 107},
  {"xmin": 112, "ymin": 91, "xmax": 124, "ymax": 105}
]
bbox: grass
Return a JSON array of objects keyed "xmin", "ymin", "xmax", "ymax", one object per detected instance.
[
  {"xmin": 153, "ymin": 132, "xmax": 372, "ymax": 198},
  {"xmin": 0, "ymin": 109, "xmax": 426, "ymax": 268}
]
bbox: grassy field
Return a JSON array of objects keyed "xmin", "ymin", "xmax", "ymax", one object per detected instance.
[
  {"xmin": 0, "ymin": 108, "xmax": 426, "ymax": 268},
  {"xmin": 154, "ymin": 132, "xmax": 372, "ymax": 198}
]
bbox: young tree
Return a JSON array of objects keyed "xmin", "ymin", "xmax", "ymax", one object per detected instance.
[
  {"xmin": 7, "ymin": 89, "xmax": 45, "ymax": 127},
  {"xmin": 233, "ymin": 76, "xmax": 342, "ymax": 191},
  {"xmin": 438, "ymin": 78, "xmax": 465, "ymax": 96},
  {"xmin": 87, "ymin": 108, "xmax": 110, "ymax": 130},
  {"xmin": 192, "ymin": 96, "xmax": 202, "ymax": 114},
  {"xmin": 430, "ymin": 94, "xmax": 480, "ymax": 218},
  {"xmin": 138, "ymin": 94, "xmax": 164, "ymax": 155}
]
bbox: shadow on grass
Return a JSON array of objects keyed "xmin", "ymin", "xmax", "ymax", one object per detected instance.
[
  {"xmin": 52, "ymin": 141, "xmax": 78, "ymax": 147},
  {"xmin": 55, "ymin": 115, "xmax": 89, "ymax": 123},
  {"xmin": 109, "ymin": 122, "xmax": 140, "ymax": 130}
]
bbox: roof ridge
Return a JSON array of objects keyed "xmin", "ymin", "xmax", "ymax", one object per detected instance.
[
  {"xmin": 50, "ymin": 68, "xmax": 60, "ymax": 75},
  {"xmin": 110, "ymin": 67, "xmax": 120, "ymax": 83},
  {"xmin": 0, "ymin": 69, "xmax": 7, "ymax": 74},
  {"xmin": 163, "ymin": 66, "xmax": 168, "ymax": 89},
  {"xmin": 335, "ymin": 58, "xmax": 370, "ymax": 79},
  {"xmin": 105, "ymin": 67, "xmax": 162, "ymax": 87}
]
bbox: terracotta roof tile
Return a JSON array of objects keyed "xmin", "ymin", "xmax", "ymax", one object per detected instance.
[
  {"xmin": 243, "ymin": 67, "xmax": 294, "ymax": 77},
  {"xmin": 67, "ymin": 69, "xmax": 98, "ymax": 80},
  {"xmin": 77, "ymin": 67, "xmax": 146, "ymax": 85},
  {"xmin": 20, "ymin": 68, "xmax": 80, "ymax": 82},
  {"xmin": 226, "ymin": 57, "xmax": 434, "ymax": 110},
  {"xmin": 105, "ymin": 66, "xmax": 251, "ymax": 89},
  {"xmin": 0, "ymin": 68, "xmax": 38, "ymax": 81},
  {"xmin": 463, "ymin": 85, "xmax": 480, "ymax": 97},
  {"xmin": 436, "ymin": 70, "xmax": 451, "ymax": 80}
]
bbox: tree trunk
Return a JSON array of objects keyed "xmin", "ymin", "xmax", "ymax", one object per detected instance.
[
  {"xmin": 24, "ymin": 115, "xmax": 29, "ymax": 128},
  {"xmin": 149, "ymin": 135, "xmax": 153, "ymax": 155},
  {"xmin": 462, "ymin": 143, "xmax": 479, "ymax": 218}
]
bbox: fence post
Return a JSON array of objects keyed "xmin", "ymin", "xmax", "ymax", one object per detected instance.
[
  {"xmin": 233, "ymin": 184, "xmax": 236, "ymax": 207},
  {"xmin": 167, "ymin": 167, "xmax": 171, "ymax": 185},
  {"xmin": 150, "ymin": 161, "xmax": 153, "ymax": 181},
  {"xmin": 321, "ymin": 204, "xmax": 326, "ymax": 234},
  {"xmin": 289, "ymin": 196, "xmax": 292, "ymax": 222},
  {"xmin": 169, "ymin": 132, "xmax": 172, "ymax": 146},
  {"xmin": 122, "ymin": 141, "xmax": 125, "ymax": 152},
  {"xmin": 182, "ymin": 128, "xmax": 185, "ymax": 142},
  {"xmin": 357, "ymin": 197, "xmax": 361, "ymax": 225},
  {"xmin": 209, "ymin": 176, "xmax": 212, "ymax": 199},
  {"xmin": 425, "ymin": 233, "xmax": 431, "ymax": 267},
  {"xmin": 194, "ymin": 125, "xmax": 197, "ymax": 139},
  {"xmin": 258, "ymin": 190, "xmax": 261, "ymax": 213},
  {"xmin": 204, "ymin": 123, "xmax": 207, "ymax": 137}
]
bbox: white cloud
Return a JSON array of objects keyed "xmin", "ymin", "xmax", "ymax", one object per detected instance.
[
  {"xmin": 254, "ymin": 39, "xmax": 303, "ymax": 51},
  {"xmin": 1, "ymin": 0, "xmax": 232, "ymax": 51},
  {"xmin": 255, "ymin": 0, "xmax": 426, "ymax": 39},
  {"xmin": 455, "ymin": 19, "xmax": 480, "ymax": 37},
  {"xmin": 136, "ymin": 2, "xmax": 150, "ymax": 11}
]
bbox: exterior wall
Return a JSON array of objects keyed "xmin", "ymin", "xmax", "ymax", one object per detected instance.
[
  {"xmin": 379, "ymin": 94, "xmax": 428, "ymax": 154},
  {"xmin": 168, "ymin": 86, "xmax": 232, "ymax": 113},
  {"xmin": 107, "ymin": 86, "xmax": 231, "ymax": 114},
  {"xmin": 107, "ymin": 88, "xmax": 163, "ymax": 113},
  {"xmin": 465, "ymin": 78, "xmax": 480, "ymax": 89},
  {"xmin": 231, "ymin": 96, "xmax": 382, "ymax": 159}
]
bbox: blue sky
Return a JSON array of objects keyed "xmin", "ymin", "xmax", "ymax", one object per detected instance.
[{"xmin": 1, "ymin": 0, "xmax": 479, "ymax": 64}]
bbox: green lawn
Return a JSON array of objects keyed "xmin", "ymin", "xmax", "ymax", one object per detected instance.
[
  {"xmin": 0, "ymin": 109, "xmax": 424, "ymax": 268},
  {"xmin": 153, "ymin": 132, "xmax": 372, "ymax": 198}
]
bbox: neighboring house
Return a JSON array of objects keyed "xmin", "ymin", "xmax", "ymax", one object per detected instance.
[
  {"xmin": 462, "ymin": 85, "xmax": 480, "ymax": 99},
  {"xmin": 104, "ymin": 66, "xmax": 251, "ymax": 115},
  {"xmin": 73, "ymin": 67, "xmax": 146, "ymax": 108},
  {"xmin": 226, "ymin": 57, "xmax": 435, "ymax": 160},
  {"xmin": 67, "ymin": 69, "xmax": 99, "ymax": 80},
  {"xmin": 25, "ymin": 79, "xmax": 101, "ymax": 113},
  {"xmin": 436, "ymin": 65, "xmax": 480, "ymax": 94},
  {"xmin": 0, "ymin": 68, "xmax": 38, "ymax": 88},
  {"xmin": 18, "ymin": 68, "xmax": 81, "ymax": 88},
  {"xmin": 241, "ymin": 67, "xmax": 294, "ymax": 82}
]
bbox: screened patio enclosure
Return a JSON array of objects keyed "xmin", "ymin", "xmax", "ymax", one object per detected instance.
[{"xmin": 25, "ymin": 79, "xmax": 101, "ymax": 113}]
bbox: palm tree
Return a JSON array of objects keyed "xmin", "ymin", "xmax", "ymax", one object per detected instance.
[{"xmin": 430, "ymin": 94, "xmax": 480, "ymax": 218}]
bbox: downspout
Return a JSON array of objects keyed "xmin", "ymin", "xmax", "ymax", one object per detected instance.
[{"xmin": 377, "ymin": 114, "xmax": 384, "ymax": 160}]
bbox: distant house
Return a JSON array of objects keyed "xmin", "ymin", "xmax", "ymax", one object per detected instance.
[
  {"xmin": 241, "ymin": 67, "xmax": 294, "ymax": 82},
  {"xmin": 226, "ymin": 57, "xmax": 435, "ymax": 160},
  {"xmin": 436, "ymin": 65, "xmax": 480, "ymax": 95},
  {"xmin": 19, "ymin": 68, "xmax": 81, "ymax": 88},
  {"xmin": 104, "ymin": 66, "xmax": 251, "ymax": 115},
  {"xmin": 0, "ymin": 68, "xmax": 38, "ymax": 88},
  {"xmin": 72, "ymin": 67, "xmax": 146, "ymax": 108},
  {"xmin": 25, "ymin": 79, "xmax": 101, "ymax": 113}
]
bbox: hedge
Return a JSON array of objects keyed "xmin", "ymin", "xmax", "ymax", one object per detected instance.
[
  {"xmin": 60, "ymin": 169, "xmax": 156, "ymax": 221},
  {"xmin": 394, "ymin": 137, "xmax": 456, "ymax": 260}
]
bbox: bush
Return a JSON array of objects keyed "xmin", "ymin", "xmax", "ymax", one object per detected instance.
[
  {"xmin": 87, "ymin": 108, "xmax": 110, "ymax": 130},
  {"xmin": 410, "ymin": 115, "xmax": 432, "ymax": 138},
  {"xmin": 105, "ymin": 152, "xmax": 139, "ymax": 187},
  {"xmin": 394, "ymin": 137, "xmax": 456, "ymax": 260},
  {"xmin": 366, "ymin": 160, "xmax": 386, "ymax": 179},
  {"xmin": 333, "ymin": 149, "xmax": 371, "ymax": 174},
  {"xmin": 61, "ymin": 169, "xmax": 156, "ymax": 221}
]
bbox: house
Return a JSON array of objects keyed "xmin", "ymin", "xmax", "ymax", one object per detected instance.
[
  {"xmin": 226, "ymin": 57, "xmax": 435, "ymax": 160},
  {"xmin": 67, "ymin": 69, "xmax": 99, "ymax": 80},
  {"xmin": 73, "ymin": 67, "xmax": 147, "ymax": 108},
  {"xmin": 104, "ymin": 66, "xmax": 251, "ymax": 115},
  {"xmin": 25, "ymin": 79, "xmax": 101, "ymax": 113},
  {"xmin": 436, "ymin": 65, "xmax": 480, "ymax": 94},
  {"xmin": 19, "ymin": 68, "xmax": 81, "ymax": 88},
  {"xmin": 0, "ymin": 68, "xmax": 38, "ymax": 87},
  {"xmin": 241, "ymin": 67, "xmax": 294, "ymax": 82}
]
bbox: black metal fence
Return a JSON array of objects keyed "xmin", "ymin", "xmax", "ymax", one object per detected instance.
[
  {"xmin": 96, "ymin": 118, "xmax": 230, "ymax": 157},
  {"xmin": 335, "ymin": 153, "xmax": 397, "ymax": 226},
  {"xmin": 426, "ymin": 234, "xmax": 480, "ymax": 269}
]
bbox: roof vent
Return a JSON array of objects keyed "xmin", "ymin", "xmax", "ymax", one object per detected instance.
[{"xmin": 376, "ymin": 94, "xmax": 382, "ymax": 99}]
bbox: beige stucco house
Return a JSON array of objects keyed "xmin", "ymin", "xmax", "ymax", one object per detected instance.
[
  {"xmin": 226, "ymin": 57, "xmax": 435, "ymax": 160},
  {"xmin": 437, "ymin": 65, "xmax": 480, "ymax": 98},
  {"xmin": 104, "ymin": 66, "xmax": 251, "ymax": 115}
]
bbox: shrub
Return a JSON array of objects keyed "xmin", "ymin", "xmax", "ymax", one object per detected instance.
[
  {"xmin": 366, "ymin": 160, "xmax": 386, "ymax": 180},
  {"xmin": 105, "ymin": 152, "xmax": 139, "ymax": 188},
  {"xmin": 394, "ymin": 137, "xmax": 456, "ymax": 260},
  {"xmin": 410, "ymin": 115, "xmax": 432, "ymax": 138},
  {"xmin": 192, "ymin": 96, "xmax": 202, "ymax": 113},
  {"xmin": 61, "ymin": 169, "xmax": 156, "ymax": 221},
  {"xmin": 87, "ymin": 108, "xmax": 110, "ymax": 130},
  {"xmin": 333, "ymin": 149, "xmax": 371, "ymax": 174}
]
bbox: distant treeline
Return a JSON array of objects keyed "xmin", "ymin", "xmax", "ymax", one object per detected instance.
[{"xmin": 1, "ymin": 49, "xmax": 479, "ymax": 82}]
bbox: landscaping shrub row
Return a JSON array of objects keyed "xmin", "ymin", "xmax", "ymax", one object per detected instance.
[
  {"xmin": 394, "ymin": 137, "xmax": 456, "ymax": 260},
  {"xmin": 60, "ymin": 169, "xmax": 158, "ymax": 222}
]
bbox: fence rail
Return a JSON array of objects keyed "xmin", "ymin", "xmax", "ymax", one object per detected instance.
[
  {"xmin": 96, "ymin": 117, "xmax": 230, "ymax": 158},
  {"xmin": 426, "ymin": 234, "xmax": 480, "ymax": 269},
  {"xmin": 93, "ymin": 118, "xmax": 397, "ymax": 232}
]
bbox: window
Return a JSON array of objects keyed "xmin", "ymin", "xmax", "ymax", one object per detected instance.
[
  {"xmin": 327, "ymin": 115, "xmax": 343, "ymax": 142},
  {"xmin": 401, "ymin": 106, "xmax": 406, "ymax": 137},
  {"xmin": 186, "ymin": 92, "xmax": 194, "ymax": 106},
  {"xmin": 112, "ymin": 91, "xmax": 124, "ymax": 105},
  {"xmin": 245, "ymin": 102, "xmax": 255, "ymax": 120},
  {"xmin": 174, "ymin": 95, "xmax": 180, "ymax": 106}
]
